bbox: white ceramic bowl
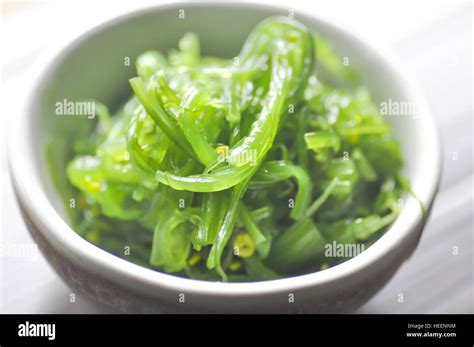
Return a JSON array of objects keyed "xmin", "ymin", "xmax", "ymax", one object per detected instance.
[{"xmin": 8, "ymin": 3, "xmax": 441, "ymax": 313}]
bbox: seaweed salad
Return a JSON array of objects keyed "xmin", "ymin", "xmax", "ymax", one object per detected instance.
[{"xmin": 65, "ymin": 17, "xmax": 410, "ymax": 281}]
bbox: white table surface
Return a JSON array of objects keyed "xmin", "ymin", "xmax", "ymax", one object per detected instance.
[{"xmin": 1, "ymin": 0, "xmax": 472, "ymax": 313}]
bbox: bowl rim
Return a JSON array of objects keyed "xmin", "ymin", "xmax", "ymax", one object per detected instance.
[{"xmin": 8, "ymin": 2, "xmax": 442, "ymax": 297}]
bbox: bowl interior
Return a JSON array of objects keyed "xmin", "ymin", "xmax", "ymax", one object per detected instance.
[{"xmin": 26, "ymin": 4, "xmax": 437, "ymax": 279}]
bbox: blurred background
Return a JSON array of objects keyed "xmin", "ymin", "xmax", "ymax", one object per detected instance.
[{"xmin": 1, "ymin": 0, "xmax": 472, "ymax": 313}]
